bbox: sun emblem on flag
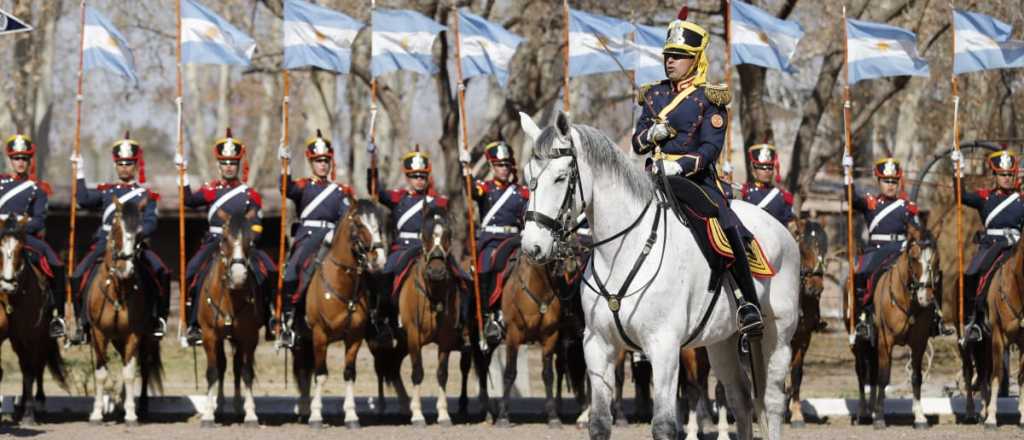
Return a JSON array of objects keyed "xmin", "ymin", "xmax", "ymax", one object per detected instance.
[
  {"xmin": 314, "ymin": 29, "xmax": 328, "ymax": 44},
  {"xmin": 874, "ymin": 41, "xmax": 891, "ymax": 52},
  {"xmin": 400, "ymin": 36, "xmax": 413, "ymax": 52},
  {"xmin": 105, "ymin": 35, "xmax": 120, "ymax": 51},
  {"xmin": 757, "ymin": 32, "xmax": 769, "ymax": 44},
  {"xmin": 204, "ymin": 25, "xmax": 222, "ymax": 41}
]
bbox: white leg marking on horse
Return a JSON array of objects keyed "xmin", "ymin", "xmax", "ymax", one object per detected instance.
[
  {"xmin": 685, "ymin": 409, "xmax": 699, "ymax": 440},
  {"xmin": 436, "ymin": 383, "xmax": 450, "ymax": 424},
  {"xmin": 90, "ymin": 366, "xmax": 108, "ymax": 422},
  {"xmin": 410, "ymin": 384, "xmax": 424, "ymax": 423},
  {"xmin": 310, "ymin": 374, "xmax": 326, "ymax": 424},
  {"xmin": 122, "ymin": 358, "xmax": 138, "ymax": 423},
  {"xmin": 344, "ymin": 380, "xmax": 358, "ymax": 424},
  {"xmin": 717, "ymin": 404, "xmax": 730, "ymax": 440},
  {"xmin": 243, "ymin": 379, "xmax": 257, "ymax": 424},
  {"xmin": 202, "ymin": 378, "xmax": 218, "ymax": 423}
]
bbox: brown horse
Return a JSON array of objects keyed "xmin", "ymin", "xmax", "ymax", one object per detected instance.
[
  {"xmin": 196, "ymin": 209, "xmax": 263, "ymax": 427},
  {"xmin": 494, "ymin": 251, "xmax": 562, "ymax": 427},
  {"xmin": 84, "ymin": 199, "xmax": 162, "ymax": 425},
  {"xmin": 398, "ymin": 206, "xmax": 462, "ymax": 427},
  {"xmin": 787, "ymin": 219, "xmax": 827, "ymax": 428},
  {"xmin": 979, "ymin": 236, "xmax": 1024, "ymax": 429},
  {"xmin": 856, "ymin": 224, "xmax": 939, "ymax": 429},
  {"xmin": 0, "ymin": 216, "xmax": 66, "ymax": 425},
  {"xmin": 293, "ymin": 199, "xmax": 389, "ymax": 428}
]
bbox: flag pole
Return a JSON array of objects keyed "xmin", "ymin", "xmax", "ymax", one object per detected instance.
[
  {"xmin": 950, "ymin": 3, "xmax": 965, "ymax": 338},
  {"xmin": 368, "ymin": 0, "xmax": 379, "ymax": 198},
  {"xmin": 66, "ymin": 0, "xmax": 87, "ymax": 323},
  {"xmin": 841, "ymin": 6, "xmax": 857, "ymax": 345},
  {"xmin": 562, "ymin": 0, "xmax": 570, "ymax": 113},
  {"xmin": 451, "ymin": 3, "xmax": 486, "ymax": 349},
  {"xmin": 723, "ymin": 0, "xmax": 733, "ymax": 180},
  {"xmin": 275, "ymin": 71, "xmax": 290, "ymax": 335},
  {"xmin": 175, "ymin": 0, "xmax": 188, "ymax": 339}
]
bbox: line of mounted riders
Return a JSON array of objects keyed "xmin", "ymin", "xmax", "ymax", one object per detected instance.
[{"xmin": 0, "ymin": 129, "xmax": 1018, "ymax": 429}]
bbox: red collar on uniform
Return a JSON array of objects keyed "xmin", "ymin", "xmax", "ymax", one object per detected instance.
[
  {"xmin": 222, "ymin": 178, "xmax": 242, "ymax": 188},
  {"xmin": 11, "ymin": 173, "xmax": 27, "ymax": 182},
  {"xmin": 753, "ymin": 181, "xmax": 771, "ymax": 189}
]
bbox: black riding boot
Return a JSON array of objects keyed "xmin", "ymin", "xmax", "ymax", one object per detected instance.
[
  {"xmin": 853, "ymin": 275, "xmax": 874, "ymax": 342},
  {"xmin": 185, "ymin": 282, "xmax": 203, "ymax": 346},
  {"xmin": 724, "ymin": 228, "xmax": 764, "ymax": 335},
  {"xmin": 263, "ymin": 280, "xmax": 277, "ymax": 342},
  {"xmin": 963, "ymin": 293, "xmax": 988, "ymax": 344},
  {"xmin": 68, "ymin": 276, "xmax": 88, "ymax": 345},
  {"xmin": 277, "ymin": 280, "xmax": 298, "ymax": 349},
  {"xmin": 47, "ymin": 271, "xmax": 67, "ymax": 339}
]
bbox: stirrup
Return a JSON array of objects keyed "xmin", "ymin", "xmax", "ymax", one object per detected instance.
[
  {"xmin": 962, "ymin": 322, "xmax": 983, "ymax": 345},
  {"xmin": 854, "ymin": 312, "xmax": 874, "ymax": 342},
  {"xmin": 185, "ymin": 326, "xmax": 203, "ymax": 346},
  {"xmin": 484, "ymin": 316, "xmax": 504, "ymax": 345},
  {"xmin": 736, "ymin": 303, "xmax": 764, "ymax": 336},
  {"xmin": 48, "ymin": 317, "xmax": 67, "ymax": 339},
  {"xmin": 68, "ymin": 324, "xmax": 88, "ymax": 346},
  {"xmin": 153, "ymin": 318, "xmax": 167, "ymax": 338},
  {"xmin": 276, "ymin": 327, "xmax": 296, "ymax": 350}
]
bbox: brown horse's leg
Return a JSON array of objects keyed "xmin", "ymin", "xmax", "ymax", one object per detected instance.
[
  {"xmin": 89, "ymin": 331, "xmax": 110, "ymax": 425},
  {"xmin": 240, "ymin": 339, "xmax": 258, "ymax": 426},
  {"xmin": 852, "ymin": 340, "xmax": 871, "ymax": 425},
  {"xmin": 232, "ymin": 344, "xmax": 243, "ymax": 418},
  {"xmin": 308, "ymin": 327, "xmax": 329, "ymax": 428},
  {"xmin": 496, "ymin": 334, "xmax": 520, "ymax": 426},
  {"xmin": 408, "ymin": 336, "xmax": 426, "ymax": 427},
  {"xmin": 788, "ymin": 341, "xmax": 807, "ymax": 428},
  {"xmin": 199, "ymin": 333, "xmax": 221, "ymax": 427},
  {"xmin": 873, "ymin": 332, "xmax": 892, "ymax": 429},
  {"xmin": 960, "ymin": 342, "xmax": 978, "ymax": 423},
  {"xmin": 122, "ymin": 334, "xmax": 140, "ymax": 425},
  {"xmin": 984, "ymin": 329, "xmax": 1004, "ymax": 429},
  {"xmin": 17, "ymin": 351, "xmax": 35, "ymax": 425},
  {"xmin": 1017, "ymin": 339, "xmax": 1024, "ymax": 429},
  {"xmin": 458, "ymin": 341, "xmax": 472, "ymax": 417},
  {"xmin": 910, "ymin": 329, "xmax": 929, "ymax": 429},
  {"xmin": 436, "ymin": 348, "xmax": 452, "ymax": 427},
  {"xmin": 542, "ymin": 330, "xmax": 559, "ymax": 427},
  {"xmin": 612, "ymin": 350, "xmax": 627, "ymax": 426},
  {"xmin": 679, "ymin": 349, "xmax": 700, "ymax": 439},
  {"xmin": 343, "ymin": 338, "xmax": 362, "ymax": 428}
]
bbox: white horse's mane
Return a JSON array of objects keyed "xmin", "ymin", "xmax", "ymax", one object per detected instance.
[{"xmin": 532, "ymin": 124, "xmax": 654, "ymax": 200}]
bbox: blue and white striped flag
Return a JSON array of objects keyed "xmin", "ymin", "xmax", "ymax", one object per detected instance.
[
  {"xmin": 371, "ymin": 9, "xmax": 446, "ymax": 78},
  {"xmin": 0, "ymin": 8, "xmax": 31, "ymax": 35},
  {"xmin": 630, "ymin": 24, "xmax": 664, "ymax": 85},
  {"xmin": 283, "ymin": 0, "xmax": 363, "ymax": 73},
  {"xmin": 846, "ymin": 18, "xmax": 929, "ymax": 84},
  {"xmin": 954, "ymin": 9, "xmax": 1024, "ymax": 75},
  {"xmin": 568, "ymin": 9, "xmax": 635, "ymax": 78},
  {"xmin": 83, "ymin": 6, "xmax": 137, "ymax": 83},
  {"xmin": 730, "ymin": 1, "xmax": 804, "ymax": 72},
  {"xmin": 181, "ymin": 0, "xmax": 256, "ymax": 66},
  {"xmin": 456, "ymin": 8, "xmax": 522, "ymax": 87}
]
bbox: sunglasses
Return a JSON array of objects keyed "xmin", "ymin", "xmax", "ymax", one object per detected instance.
[
  {"xmin": 9, "ymin": 156, "xmax": 29, "ymax": 162},
  {"xmin": 312, "ymin": 158, "xmax": 331, "ymax": 164},
  {"xmin": 996, "ymin": 172, "xmax": 1015, "ymax": 177},
  {"xmin": 408, "ymin": 174, "xmax": 427, "ymax": 180},
  {"xmin": 116, "ymin": 161, "xmax": 136, "ymax": 167},
  {"xmin": 880, "ymin": 179, "xmax": 899, "ymax": 185},
  {"xmin": 664, "ymin": 52, "xmax": 695, "ymax": 61},
  {"xmin": 753, "ymin": 165, "xmax": 774, "ymax": 171},
  {"xmin": 219, "ymin": 161, "xmax": 239, "ymax": 167}
]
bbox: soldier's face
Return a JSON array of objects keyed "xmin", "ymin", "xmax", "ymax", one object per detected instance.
[
  {"xmin": 753, "ymin": 166, "xmax": 774, "ymax": 184},
  {"xmin": 493, "ymin": 163, "xmax": 511, "ymax": 181},
  {"xmin": 879, "ymin": 178, "xmax": 899, "ymax": 198},
  {"xmin": 9, "ymin": 156, "xmax": 29, "ymax": 174},
  {"xmin": 407, "ymin": 174, "xmax": 428, "ymax": 191},
  {"xmin": 311, "ymin": 158, "xmax": 331, "ymax": 178},
  {"xmin": 220, "ymin": 161, "xmax": 239, "ymax": 180},
  {"xmin": 116, "ymin": 161, "xmax": 136, "ymax": 182},
  {"xmin": 996, "ymin": 172, "xmax": 1015, "ymax": 191},
  {"xmin": 664, "ymin": 53, "xmax": 696, "ymax": 82}
]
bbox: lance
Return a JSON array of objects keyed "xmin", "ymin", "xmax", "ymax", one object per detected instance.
[
  {"xmin": 562, "ymin": 0, "xmax": 570, "ymax": 113},
  {"xmin": 368, "ymin": 0, "xmax": 379, "ymax": 198},
  {"xmin": 722, "ymin": 0, "xmax": 734, "ymax": 180},
  {"xmin": 275, "ymin": 72, "xmax": 291, "ymax": 337},
  {"xmin": 175, "ymin": 0, "xmax": 188, "ymax": 343},
  {"xmin": 841, "ymin": 6, "xmax": 857, "ymax": 346},
  {"xmin": 950, "ymin": 2, "xmax": 965, "ymax": 339},
  {"xmin": 67, "ymin": 0, "xmax": 86, "ymax": 330}
]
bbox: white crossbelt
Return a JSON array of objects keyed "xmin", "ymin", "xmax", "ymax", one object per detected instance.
[
  {"xmin": 300, "ymin": 183, "xmax": 338, "ymax": 220},
  {"xmin": 207, "ymin": 184, "xmax": 249, "ymax": 223},
  {"xmin": 209, "ymin": 226, "xmax": 223, "ymax": 235},
  {"xmin": 302, "ymin": 220, "xmax": 336, "ymax": 229},
  {"xmin": 483, "ymin": 225, "xmax": 519, "ymax": 234},
  {"xmin": 868, "ymin": 199, "xmax": 904, "ymax": 234},
  {"xmin": 756, "ymin": 188, "xmax": 780, "ymax": 209},
  {"xmin": 984, "ymin": 193, "xmax": 1020, "ymax": 227},
  {"xmin": 101, "ymin": 187, "xmax": 147, "ymax": 225},
  {"xmin": 869, "ymin": 233, "xmax": 906, "ymax": 242},
  {"xmin": 0, "ymin": 180, "xmax": 35, "ymax": 211},
  {"xmin": 986, "ymin": 227, "xmax": 1020, "ymax": 237},
  {"xmin": 481, "ymin": 184, "xmax": 517, "ymax": 227},
  {"xmin": 396, "ymin": 198, "xmax": 428, "ymax": 232}
]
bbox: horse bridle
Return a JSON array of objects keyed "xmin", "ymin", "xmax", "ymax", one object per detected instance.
[
  {"xmin": 347, "ymin": 209, "xmax": 383, "ymax": 272},
  {"xmin": 799, "ymin": 255, "xmax": 825, "ymax": 297},
  {"xmin": 0, "ymin": 236, "xmax": 25, "ymax": 290},
  {"xmin": 524, "ymin": 133, "xmax": 587, "ymax": 258}
]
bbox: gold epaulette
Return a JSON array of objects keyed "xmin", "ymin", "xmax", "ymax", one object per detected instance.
[
  {"xmin": 703, "ymin": 83, "xmax": 732, "ymax": 106},
  {"xmin": 635, "ymin": 80, "xmax": 667, "ymax": 106}
]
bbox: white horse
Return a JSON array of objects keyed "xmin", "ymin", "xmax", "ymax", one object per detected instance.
[{"xmin": 519, "ymin": 111, "xmax": 799, "ymax": 440}]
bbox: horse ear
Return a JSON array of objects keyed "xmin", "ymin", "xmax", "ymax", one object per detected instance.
[
  {"xmin": 555, "ymin": 110, "xmax": 572, "ymax": 138},
  {"xmin": 216, "ymin": 209, "xmax": 230, "ymax": 223},
  {"xmin": 519, "ymin": 112, "xmax": 541, "ymax": 143}
]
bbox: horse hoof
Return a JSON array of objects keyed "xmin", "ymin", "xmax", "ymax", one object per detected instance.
[
  {"xmin": 873, "ymin": 420, "xmax": 886, "ymax": 430},
  {"xmin": 547, "ymin": 419, "xmax": 562, "ymax": 429},
  {"xmin": 346, "ymin": 420, "xmax": 361, "ymax": 429},
  {"xmin": 576, "ymin": 420, "xmax": 587, "ymax": 430},
  {"xmin": 495, "ymin": 417, "xmax": 511, "ymax": 428},
  {"xmin": 790, "ymin": 420, "xmax": 806, "ymax": 429},
  {"xmin": 412, "ymin": 419, "xmax": 427, "ymax": 428},
  {"xmin": 984, "ymin": 422, "xmax": 998, "ymax": 431},
  {"xmin": 913, "ymin": 421, "xmax": 928, "ymax": 430},
  {"xmin": 309, "ymin": 420, "xmax": 324, "ymax": 430},
  {"xmin": 200, "ymin": 420, "xmax": 216, "ymax": 429}
]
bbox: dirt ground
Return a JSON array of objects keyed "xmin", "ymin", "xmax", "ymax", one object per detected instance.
[{"xmin": 0, "ymin": 420, "xmax": 1016, "ymax": 439}]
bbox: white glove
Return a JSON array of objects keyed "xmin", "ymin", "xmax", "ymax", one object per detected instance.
[
  {"xmin": 459, "ymin": 149, "xmax": 471, "ymax": 164},
  {"xmin": 841, "ymin": 153, "xmax": 853, "ymax": 169},
  {"xmin": 174, "ymin": 153, "xmax": 187, "ymax": 169},
  {"xmin": 278, "ymin": 145, "xmax": 291, "ymax": 160},
  {"xmin": 181, "ymin": 173, "xmax": 190, "ymax": 188},
  {"xmin": 70, "ymin": 153, "xmax": 84, "ymax": 180},
  {"xmin": 366, "ymin": 142, "xmax": 377, "ymax": 155},
  {"xmin": 646, "ymin": 123, "xmax": 671, "ymax": 144},
  {"xmin": 721, "ymin": 162, "xmax": 734, "ymax": 174},
  {"xmin": 661, "ymin": 160, "xmax": 683, "ymax": 176},
  {"xmin": 842, "ymin": 153, "xmax": 853, "ymax": 185},
  {"xmin": 950, "ymin": 150, "xmax": 964, "ymax": 175}
]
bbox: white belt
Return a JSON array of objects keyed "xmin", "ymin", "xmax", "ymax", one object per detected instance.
[
  {"xmin": 302, "ymin": 220, "xmax": 336, "ymax": 230},
  {"xmin": 869, "ymin": 233, "xmax": 905, "ymax": 242},
  {"xmin": 209, "ymin": 226, "xmax": 223, "ymax": 235},
  {"xmin": 986, "ymin": 228, "xmax": 1020, "ymax": 237},
  {"xmin": 102, "ymin": 224, "xmax": 112, "ymax": 232},
  {"xmin": 483, "ymin": 225, "xmax": 519, "ymax": 234},
  {"xmin": 398, "ymin": 232, "xmax": 419, "ymax": 240}
]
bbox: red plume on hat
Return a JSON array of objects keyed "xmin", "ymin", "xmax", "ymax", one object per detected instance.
[
  {"xmin": 678, "ymin": 5, "xmax": 688, "ymax": 20},
  {"xmin": 126, "ymin": 130, "xmax": 147, "ymax": 184}
]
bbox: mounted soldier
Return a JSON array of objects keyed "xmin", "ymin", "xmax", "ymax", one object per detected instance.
[
  {"xmin": 465, "ymin": 141, "xmax": 530, "ymax": 345},
  {"xmin": 960, "ymin": 150, "xmax": 1024, "ymax": 343},
  {"xmin": 67, "ymin": 132, "xmax": 170, "ymax": 345},
  {"xmin": 2, "ymin": 135, "xmax": 66, "ymax": 339},
  {"xmin": 631, "ymin": 11, "xmax": 766, "ymax": 335},
  {"xmin": 276, "ymin": 130, "xmax": 354, "ymax": 348},
  {"xmin": 740, "ymin": 144, "xmax": 795, "ymax": 228},
  {"xmin": 178, "ymin": 129, "xmax": 277, "ymax": 345},
  {"xmin": 370, "ymin": 146, "xmax": 449, "ymax": 335}
]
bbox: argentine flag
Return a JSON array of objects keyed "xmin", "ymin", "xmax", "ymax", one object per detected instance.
[
  {"xmin": 630, "ymin": 24, "xmax": 664, "ymax": 85},
  {"xmin": 568, "ymin": 9, "xmax": 635, "ymax": 78},
  {"xmin": 181, "ymin": 0, "xmax": 256, "ymax": 66},
  {"xmin": 371, "ymin": 9, "xmax": 446, "ymax": 78},
  {"xmin": 283, "ymin": 0, "xmax": 363, "ymax": 73},
  {"xmin": 83, "ymin": 7, "xmax": 137, "ymax": 83},
  {"xmin": 456, "ymin": 8, "xmax": 522, "ymax": 87},
  {"xmin": 954, "ymin": 9, "xmax": 1024, "ymax": 75},
  {"xmin": 730, "ymin": 1, "xmax": 804, "ymax": 72},
  {"xmin": 846, "ymin": 18, "xmax": 929, "ymax": 84}
]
